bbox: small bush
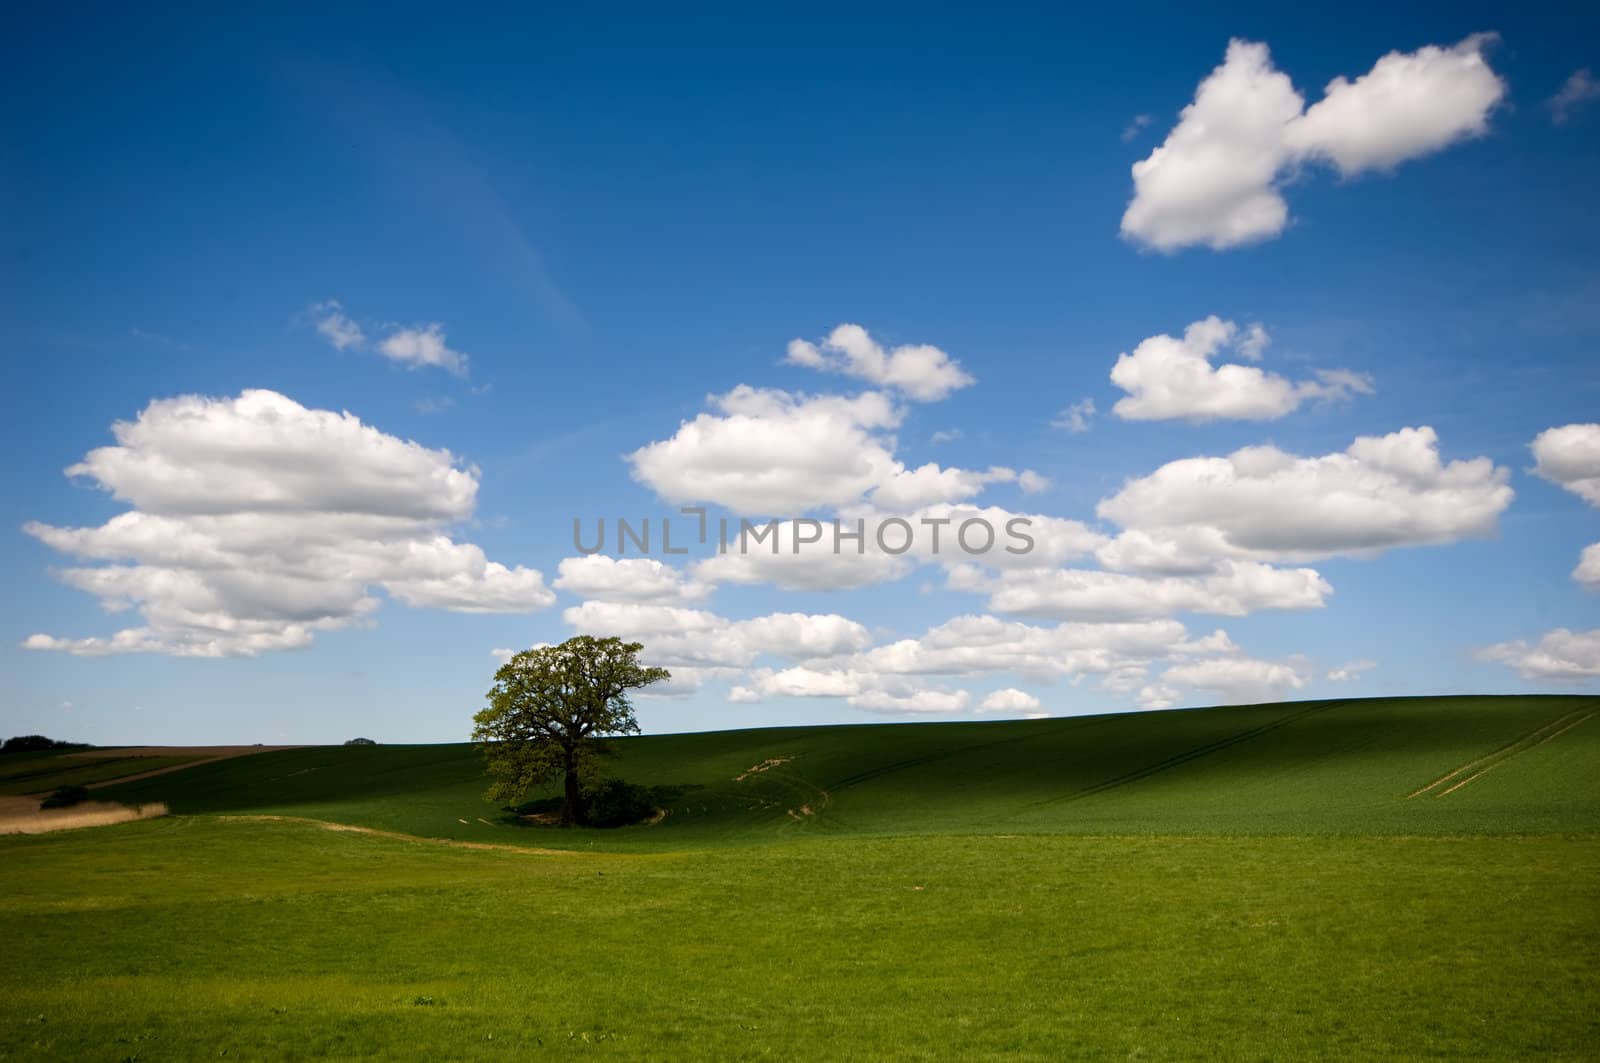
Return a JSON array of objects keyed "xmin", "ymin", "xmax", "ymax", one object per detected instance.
[
  {"xmin": 344, "ymin": 737, "xmax": 377, "ymax": 746},
  {"xmin": 40, "ymin": 785, "xmax": 90, "ymax": 809}
]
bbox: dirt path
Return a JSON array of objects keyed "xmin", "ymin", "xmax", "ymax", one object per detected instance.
[{"xmin": 214, "ymin": 814, "xmax": 583, "ymax": 855}]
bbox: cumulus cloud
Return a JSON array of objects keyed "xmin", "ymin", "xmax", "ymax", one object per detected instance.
[
  {"xmin": 956, "ymin": 560, "xmax": 1331, "ymax": 622},
  {"xmin": 1097, "ymin": 426, "xmax": 1513, "ymax": 565},
  {"xmin": 852, "ymin": 613, "xmax": 1234, "ymax": 683},
  {"xmin": 553, "ymin": 556, "xmax": 711, "ymax": 604},
  {"xmin": 1479, "ymin": 628, "xmax": 1600, "ymax": 681},
  {"xmin": 1575, "ymin": 544, "xmax": 1600, "ymax": 593},
  {"xmin": 786, "ymin": 323, "xmax": 974, "ymax": 402},
  {"xmin": 1532, "ymin": 423, "xmax": 1600, "ymax": 506},
  {"xmin": 697, "ymin": 608, "xmax": 1249, "ymax": 717},
  {"xmin": 628, "ymin": 386, "xmax": 1022, "ymax": 515},
  {"xmin": 308, "ymin": 300, "xmax": 469, "ymax": 376},
  {"xmin": 1548, "ymin": 69, "xmax": 1600, "ymax": 125},
  {"xmin": 1122, "ymin": 34, "xmax": 1505, "ymax": 251},
  {"xmin": 562, "ymin": 600, "xmax": 872, "ymax": 670},
  {"xmin": 378, "ymin": 324, "xmax": 469, "ymax": 376},
  {"xmin": 978, "ymin": 688, "xmax": 1042, "ymax": 713},
  {"xmin": 687, "ymin": 503, "xmax": 1101, "ymax": 592},
  {"xmin": 691, "ymin": 519, "xmax": 915, "ymax": 591},
  {"xmin": 1327, "ymin": 659, "xmax": 1377, "ymax": 681},
  {"xmin": 1140, "ymin": 655, "xmax": 1309, "ymax": 709},
  {"xmin": 23, "ymin": 390, "xmax": 553, "ymax": 656},
  {"xmin": 1109, "ymin": 317, "xmax": 1372, "ymax": 422},
  {"xmin": 732, "ymin": 665, "xmax": 974, "ymax": 715},
  {"xmin": 1052, "ymin": 398, "xmax": 1096, "ymax": 434},
  {"xmin": 311, "ymin": 300, "xmax": 365, "ymax": 351},
  {"xmin": 1018, "ymin": 470, "xmax": 1052, "ymax": 494}
]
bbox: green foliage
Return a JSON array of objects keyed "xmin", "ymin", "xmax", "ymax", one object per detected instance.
[
  {"xmin": 470, "ymin": 636, "xmax": 668, "ymax": 824},
  {"xmin": 38, "ymin": 784, "xmax": 89, "ymax": 809}
]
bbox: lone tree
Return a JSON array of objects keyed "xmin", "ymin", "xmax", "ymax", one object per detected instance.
[{"xmin": 471, "ymin": 636, "xmax": 668, "ymax": 826}]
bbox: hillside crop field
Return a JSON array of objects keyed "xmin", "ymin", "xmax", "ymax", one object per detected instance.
[{"xmin": 3, "ymin": 695, "xmax": 1597, "ymax": 1060}]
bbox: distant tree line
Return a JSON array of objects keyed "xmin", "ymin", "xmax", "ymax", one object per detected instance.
[{"xmin": 2, "ymin": 735, "xmax": 84, "ymax": 754}]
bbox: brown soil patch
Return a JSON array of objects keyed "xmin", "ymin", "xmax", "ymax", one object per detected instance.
[
  {"xmin": 735, "ymin": 755, "xmax": 795, "ymax": 782},
  {"xmin": 0, "ymin": 794, "xmax": 169, "ymax": 835}
]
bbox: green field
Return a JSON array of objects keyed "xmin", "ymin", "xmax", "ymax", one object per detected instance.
[{"xmin": 4, "ymin": 695, "xmax": 1597, "ymax": 1060}]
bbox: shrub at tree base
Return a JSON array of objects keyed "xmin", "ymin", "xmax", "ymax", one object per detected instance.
[{"xmin": 513, "ymin": 779, "xmax": 689, "ymax": 828}]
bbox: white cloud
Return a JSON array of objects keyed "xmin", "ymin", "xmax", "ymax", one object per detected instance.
[
  {"xmin": 311, "ymin": 300, "xmax": 365, "ymax": 351},
  {"xmin": 554, "ymin": 555, "xmax": 711, "ymax": 604},
  {"xmin": 310, "ymin": 300, "xmax": 470, "ymax": 376},
  {"xmin": 691, "ymin": 519, "xmax": 915, "ymax": 591},
  {"xmin": 1530, "ymin": 424, "xmax": 1600, "ymax": 590},
  {"xmin": 628, "ymin": 386, "xmax": 1016, "ymax": 515},
  {"xmin": 1286, "ymin": 34, "xmax": 1505, "ymax": 175},
  {"xmin": 852, "ymin": 613, "xmax": 1233, "ymax": 683},
  {"xmin": 23, "ymin": 390, "xmax": 553, "ymax": 657},
  {"xmin": 1479, "ymin": 628, "xmax": 1600, "ymax": 681},
  {"xmin": 1052, "ymin": 398, "xmax": 1096, "ymax": 434},
  {"xmin": 747, "ymin": 612, "xmax": 1247, "ymax": 716},
  {"xmin": 786, "ymin": 323, "xmax": 974, "ymax": 402},
  {"xmin": 979, "ymin": 688, "xmax": 1042, "ymax": 713},
  {"xmin": 1097, "ymin": 426, "xmax": 1513, "ymax": 565},
  {"xmin": 1109, "ymin": 317, "xmax": 1371, "ymax": 422},
  {"xmin": 1327, "ymin": 659, "xmax": 1377, "ymax": 681},
  {"xmin": 561, "ymin": 600, "xmax": 872, "ymax": 670},
  {"xmin": 849, "ymin": 688, "xmax": 972, "ymax": 715},
  {"xmin": 1575, "ymin": 544, "xmax": 1600, "ymax": 593},
  {"xmin": 1532, "ymin": 423, "xmax": 1600, "ymax": 506},
  {"xmin": 1142, "ymin": 655, "xmax": 1309, "ymax": 708},
  {"xmin": 687, "ymin": 503, "xmax": 1102, "ymax": 592},
  {"xmin": 958, "ymin": 560, "xmax": 1331, "ymax": 621},
  {"xmin": 1122, "ymin": 35, "xmax": 1505, "ymax": 251},
  {"xmin": 871, "ymin": 463, "xmax": 1022, "ymax": 511},
  {"xmin": 909, "ymin": 503, "xmax": 1107, "ymax": 572},
  {"xmin": 1548, "ymin": 69, "xmax": 1600, "ymax": 125},
  {"xmin": 1120, "ymin": 113, "xmax": 1153, "ymax": 142},
  {"xmin": 1017, "ymin": 470, "xmax": 1052, "ymax": 494},
  {"xmin": 379, "ymin": 324, "xmax": 469, "ymax": 376},
  {"xmin": 930, "ymin": 428, "xmax": 962, "ymax": 444}
]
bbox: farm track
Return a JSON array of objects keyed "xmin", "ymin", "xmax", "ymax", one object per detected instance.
[{"xmin": 1408, "ymin": 704, "xmax": 1598, "ymax": 800}]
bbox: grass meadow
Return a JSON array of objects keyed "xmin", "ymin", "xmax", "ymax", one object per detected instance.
[{"xmin": 2, "ymin": 694, "xmax": 1596, "ymax": 1060}]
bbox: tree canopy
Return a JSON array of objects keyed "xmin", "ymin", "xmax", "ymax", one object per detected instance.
[{"xmin": 470, "ymin": 635, "xmax": 669, "ymax": 825}]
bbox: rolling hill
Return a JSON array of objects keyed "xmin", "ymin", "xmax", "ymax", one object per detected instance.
[{"xmin": 91, "ymin": 694, "xmax": 1600, "ymax": 848}]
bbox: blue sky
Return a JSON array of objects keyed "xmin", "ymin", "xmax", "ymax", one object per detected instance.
[{"xmin": 4, "ymin": 5, "xmax": 1598, "ymax": 744}]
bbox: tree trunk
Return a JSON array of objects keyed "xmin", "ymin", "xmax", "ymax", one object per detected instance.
[{"xmin": 561, "ymin": 761, "xmax": 583, "ymax": 826}]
